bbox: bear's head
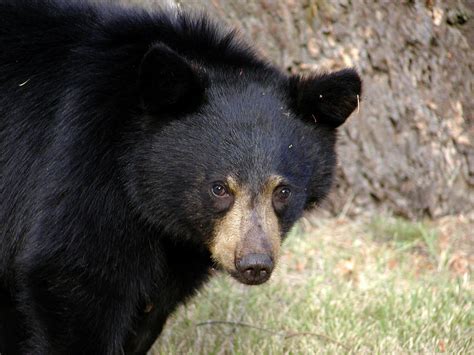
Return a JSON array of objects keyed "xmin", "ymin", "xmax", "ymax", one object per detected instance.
[{"xmin": 125, "ymin": 42, "xmax": 361, "ymax": 285}]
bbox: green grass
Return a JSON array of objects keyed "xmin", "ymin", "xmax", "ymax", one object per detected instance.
[
  {"xmin": 369, "ymin": 216, "xmax": 440, "ymax": 257},
  {"xmin": 152, "ymin": 216, "xmax": 473, "ymax": 354}
]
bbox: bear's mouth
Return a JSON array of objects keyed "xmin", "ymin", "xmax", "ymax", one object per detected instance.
[{"xmin": 229, "ymin": 269, "xmax": 271, "ymax": 286}]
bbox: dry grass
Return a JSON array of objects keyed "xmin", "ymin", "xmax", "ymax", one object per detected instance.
[{"xmin": 151, "ymin": 215, "xmax": 473, "ymax": 354}]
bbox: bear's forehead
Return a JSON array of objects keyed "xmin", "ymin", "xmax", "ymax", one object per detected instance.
[
  {"xmin": 194, "ymin": 125, "xmax": 314, "ymax": 189},
  {"xmin": 154, "ymin": 80, "xmax": 319, "ymax": 184},
  {"xmin": 200, "ymin": 84, "xmax": 306, "ymax": 145},
  {"xmin": 208, "ymin": 81, "xmax": 288, "ymax": 118}
]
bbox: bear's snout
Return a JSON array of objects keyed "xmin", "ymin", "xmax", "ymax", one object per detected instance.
[
  {"xmin": 235, "ymin": 253, "xmax": 274, "ymax": 285},
  {"xmin": 209, "ymin": 176, "xmax": 283, "ymax": 283}
]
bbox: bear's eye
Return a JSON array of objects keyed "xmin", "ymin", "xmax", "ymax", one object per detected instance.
[
  {"xmin": 211, "ymin": 183, "xmax": 229, "ymax": 198},
  {"xmin": 273, "ymin": 186, "xmax": 292, "ymax": 209}
]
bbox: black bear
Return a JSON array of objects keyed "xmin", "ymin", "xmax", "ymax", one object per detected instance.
[{"xmin": 0, "ymin": 0, "xmax": 361, "ymax": 354}]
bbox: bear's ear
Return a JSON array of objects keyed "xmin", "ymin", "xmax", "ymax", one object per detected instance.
[
  {"xmin": 289, "ymin": 68, "xmax": 362, "ymax": 128},
  {"xmin": 138, "ymin": 43, "xmax": 208, "ymax": 114}
]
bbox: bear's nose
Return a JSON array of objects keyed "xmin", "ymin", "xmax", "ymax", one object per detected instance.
[{"xmin": 236, "ymin": 253, "xmax": 274, "ymax": 285}]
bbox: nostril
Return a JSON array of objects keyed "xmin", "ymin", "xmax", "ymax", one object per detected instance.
[
  {"xmin": 244, "ymin": 268, "xmax": 254, "ymax": 278},
  {"xmin": 236, "ymin": 253, "xmax": 274, "ymax": 282}
]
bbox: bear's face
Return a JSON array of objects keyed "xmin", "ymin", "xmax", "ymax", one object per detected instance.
[{"xmin": 126, "ymin": 44, "xmax": 361, "ymax": 285}]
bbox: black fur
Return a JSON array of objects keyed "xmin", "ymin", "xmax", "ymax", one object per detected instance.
[
  {"xmin": 0, "ymin": 1, "xmax": 361, "ymax": 354},
  {"xmin": 290, "ymin": 69, "xmax": 362, "ymax": 128}
]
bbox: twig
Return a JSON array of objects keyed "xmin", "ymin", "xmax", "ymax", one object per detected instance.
[
  {"xmin": 196, "ymin": 320, "xmax": 350, "ymax": 351},
  {"xmin": 197, "ymin": 321, "xmax": 281, "ymax": 335}
]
